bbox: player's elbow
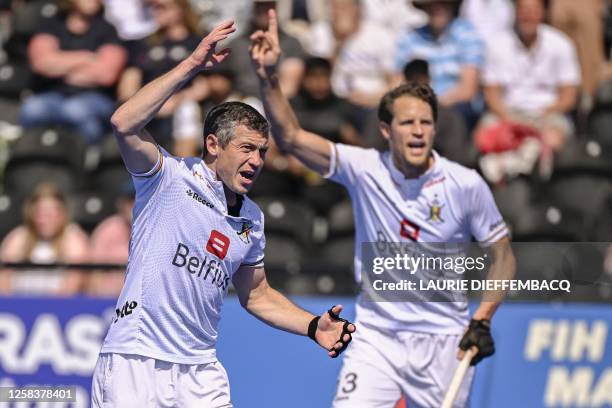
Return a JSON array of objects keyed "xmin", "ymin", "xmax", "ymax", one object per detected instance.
[{"xmin": 110, "ymin": 109, "xmax": 135, "ymax": 136}]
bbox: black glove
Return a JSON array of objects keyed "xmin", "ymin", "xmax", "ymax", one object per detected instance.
[
  {"xmin": 308, "ymin": 307, "xmax": 354, "ymax": 358},
  {"xmin": 459, "ymin": 319, "xmax": 495, "ymax": 366}
]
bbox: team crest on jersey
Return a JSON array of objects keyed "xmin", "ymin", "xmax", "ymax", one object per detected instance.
[
  {"xmin": 236, "ymin": 221, "xmax": 254, "ymax": 244},
  {"xmin": 427, "ymin": 196, "xmax": 445, "ymax": 224},
  {"xmin": 192, "ymin": 170, "xmax": 205, "ymax": 181}
]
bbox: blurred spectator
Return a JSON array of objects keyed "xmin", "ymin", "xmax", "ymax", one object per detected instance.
[
  {"xmin": 291, "ymin": 57, "xmax": 362, "ymax": 145},
  {"xmin": 118, "ymin": 0, "xmax": 208, "ymax": 153},
  {"xmin": 403, "ymin": 59, "xmax": 474, "ymax": 166},
  {"xmin": 103, "ymin": 0, "xmax": 158, "ymax": 41},
  {"xmin": 19, "ymin": 0, "xmax": 127, "ymax": 144},
  {"xmin": 265, "ymin": 0, "xmax": 329, "ymax": 48},
  {"xmin": 224, "ymin": 0, "xmax": 304, "ymax": 98},
  {"xmin": 478, "ymin": 0, "xmax": 580, "ymax": 182},
  {"xmin": 192, "ymin": 0, "xmax": 252, "ymax": 36},
  {"xmin": 360, "ymin": 0, "xmax": 427, "ymax": 34},
  {"xmin": 394, "ymin": 0, "xmax": 484, "ymax": 127},
  {"xmin": 194, "ymin": 0, "xmax": 326, "ymax": 46},
  {"xmin": 86, "ymin": 183, "xmax": 134, "ymax": 297},
  {"xmin": 460, "ymin": 0, "xmax": 514, "ymax": 39},
  {"xmin": 549, "ymin": 0, "xmax": 611, "ymax": 99},
  {"xmin": 307, "ymin": 0, "xmax": 396, "ymax": 108},
  {"xmin": 0, "ymin": 183, "xmax": 89, "ymax": 296},
  {"xmin": 175, "ymin": 67, "xmax": 265, "ymax": 157}
]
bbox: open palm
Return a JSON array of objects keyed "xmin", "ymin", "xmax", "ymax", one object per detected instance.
[
  {"xmin": 189, "ymin": 20, "xmax": 236, "ymax": 71},
  {"xmin": 316, "ymin": 305, "xmax": 356, "ymax": 358}
]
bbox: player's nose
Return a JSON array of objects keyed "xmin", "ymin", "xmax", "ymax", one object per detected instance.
[
  {"xmin": 248, "ymin": 150, "xmax": 264, "ymax": 168},
  {"xmin": 412, "ymin": 121, "xmax": 424, "ymax": 136}
]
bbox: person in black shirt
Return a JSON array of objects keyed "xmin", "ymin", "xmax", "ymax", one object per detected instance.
[
  {"xmin": 291, "ymin": 57, "xmax": 362, "ymax": 145},
  {"xmin": 223, "ymin": 0, "xmax": 304, "ymax": 99},
  {"xmin": 19, "ymin": 0, "xmax": 127, "ymax": 143}
]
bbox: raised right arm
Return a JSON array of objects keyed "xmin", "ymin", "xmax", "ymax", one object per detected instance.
[
  {"xmin": 252, "ymin": 10, "xmax": 333, "ymax": 175},
  {"xmin": 110, "ymin": 21, "xmax": 235, "ymax": 174}
]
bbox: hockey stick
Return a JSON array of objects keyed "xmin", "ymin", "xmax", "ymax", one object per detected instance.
[{"xmin": 441, "ymin": 348, "xmax": 477, "ymax": 408}]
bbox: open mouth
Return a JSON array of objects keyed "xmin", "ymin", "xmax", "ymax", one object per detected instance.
[
  {"xmin": 240, "ymin": 170, "xmax": 256, "ymax": 182},
  {"xmin": 407, "ymin": 141, "xmax": 427, "ymax": 154}
]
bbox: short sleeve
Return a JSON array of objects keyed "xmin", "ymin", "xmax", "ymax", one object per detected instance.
[
  {"xmin": 325, "ymin": 143, "xmax": 380, "ymax": 188},
  {"xmin": 394, "ymin": 32, "xmax": 416, "ymax": 72},
  {"xmin": 280, "ymin": 34, "xmax": 304, "ymax": 59},
  {"xmin": 96, "ymin": 19, "xmax": 122, "ymax": 46},
  {"xmin": 555, "ymin": 34, "xmax": 581, "ymax": 86},
  {"xmin": 36, "ymin": 16, "xmax": 62, "ymax": 37},
  {"xmin": 241, "ymin": 213, "xmax": 266, "ymax": 268},
  {"xmin": 482, "ymin": 39, "xmax": 506, "ymax": 85},
  {"xmin": 131, "ymin": 147, "xmax": 180, "ymax": 216},
  {"xmin": 468, "ymin": 172, "xmax": 508, "ymax": 243},
  {"xmin": 457, "ymin": 20, "xmax": 484, "ymax": 67}
]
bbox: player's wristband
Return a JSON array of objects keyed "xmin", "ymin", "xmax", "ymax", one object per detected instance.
[{"xmin": 308, "ymin": 316, "xmax": 320, "ymax": 343}]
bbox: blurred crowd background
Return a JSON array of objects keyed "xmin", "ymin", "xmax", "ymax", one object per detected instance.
[{"xmin": 0, "ymin": 0, "xmax": 611, "ymax": 299}]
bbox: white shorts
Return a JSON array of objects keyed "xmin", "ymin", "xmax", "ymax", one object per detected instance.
[
  {"xmin": 91, "ymin": 353, "xmax": 232, "ymax": 408},
  {"xmin": 332, "ymin": 322, "xmax": 474, "ymax": 408}
]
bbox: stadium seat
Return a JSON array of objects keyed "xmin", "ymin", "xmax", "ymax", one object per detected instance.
[
  {"xmin": 510, "ymin": 202, "xmax": 585, "ymax": 242},
  {"xmin": 0, "ymin": 193, "xmax": 23, "ymax": 239},
  {"xmin": 3, "ymin": 161, "xmax": 77, "ymax": 195},
  {"xmin": 0, "ymin": 61, "xmax": 31, "ymax": 100},
  {"xmin": 66, "ymin": 190, "xmax": 116, "ymax": 233},
  {"xmin": 544, "ymin": 173, "xmax": 612, "ymax": 223},
  {"xmin": 491, "ymin": 177, "xmax": 533, "ymax": 227},
  {"xmin": 90, "ymin": 136, "xmax": 132, "ymax": 197},
  {"xmin": 553, "ymin": 137, "xmax": 612, "ymax": 176},
  {"xmin": 248, "ymin": 169, "xmax": 299, "ymax": 198},
  {"xmin": 7, "ymin": 127, "xmax": 86, "ymax": 172},
  {"xmin": 299, "ymin": 181, "xmax": 347, "ymax": 215},
  {"xmin": 91, "ymin": 162, "xmax": 132, "ymax": 198},
  {"xmin": 7, "ymin": 0, "xmax": 57, "ymax": 62},
  {"xmin": 253, "ymin": 196, "xmax": 316, "ymax": 245},
  {"xmin": 511, "ymin": 242, "xmax": 576, "ymax": 300},
  {"xmin": 317, "ymin": 236, "xmax": 355, "ymax": 274},
  {"xmin": 262, "ymin": 233, "xmax": 303, "ymax": 278},
  {"xmin": 0, "ymin": 97, "xmax": 20, "ymax": 125},
  {"xmin": 327, "ymin": 199, "xmax": 354, "ymax": 239}
]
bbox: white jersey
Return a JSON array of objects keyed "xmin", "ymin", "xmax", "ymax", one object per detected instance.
[
  {"xmin": 327, "ymin": 144, "xmax": 508, "ymax": 334},
  {"xmin": 101, "ymin": 148, "xmax": 265, "ymax": 364}
]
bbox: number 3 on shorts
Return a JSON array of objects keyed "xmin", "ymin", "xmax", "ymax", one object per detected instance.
[{"xmin": 338, "ymin": 372, "xmax": 358, "ymax": 395}]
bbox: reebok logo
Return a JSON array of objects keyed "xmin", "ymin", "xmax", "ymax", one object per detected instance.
[{"xmin": 186, "ymin": 189, "xmax": 214, "ymax": 209}]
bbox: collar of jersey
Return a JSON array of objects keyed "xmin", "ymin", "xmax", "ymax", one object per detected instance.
[
  {"xmin": 385, "ymin": 150, "xmax": 440, "ymax": 188},
  {"xmin": 199, "ymin": 160, "xmax": 254, "ymax": 222}
]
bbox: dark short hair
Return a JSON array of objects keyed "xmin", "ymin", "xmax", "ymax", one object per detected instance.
[
  {"xmin": 403, "ymin": 59, "xmax": 430, "ymax": 83},
  {"xmin": 203, "ymin": 102, "xmax": 270, "ymax": 156},
  {"xmin": 303, "ymin": 57, "xmax": 332, "ymax": 76},
  {"xmin": 378, "ymin": 82, "xmax": 438, "ymax": 124},
  {"xmin": 512, "ymin": 0, "xmax": 550, "ymax": 10}
]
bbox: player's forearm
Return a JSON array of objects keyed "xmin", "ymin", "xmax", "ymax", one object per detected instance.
[
  {"xmin": 258, "ymin": 75, "xmax": 302, "ymax": 153},
  {"xmin": 245, "ymin": 284, "xmax": 314, "ymax": 336},
  {"xmin": 474, "ymin": 240, "xmax": 516, "ymax": 321},
  {"xmin": 111, "ymin": 59, "xmax": 199, "ymax": 135},
  {"xmin": 543, "ymin": 85, "xmax": 578, "ymax": 114}
]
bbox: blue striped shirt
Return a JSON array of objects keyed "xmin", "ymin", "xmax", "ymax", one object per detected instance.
[{"xmin": 395, "ymin": 18, "xmax": 484, "ymax": 96}]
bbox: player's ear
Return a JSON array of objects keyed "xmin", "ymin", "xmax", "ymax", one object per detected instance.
[
  {"xmin": 205, "ymin": 133, "xmax": 220, "ymax": 157},
  {"xmin": 379, "ymin": 121, "xmax": 391, "ymax": 141}
]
